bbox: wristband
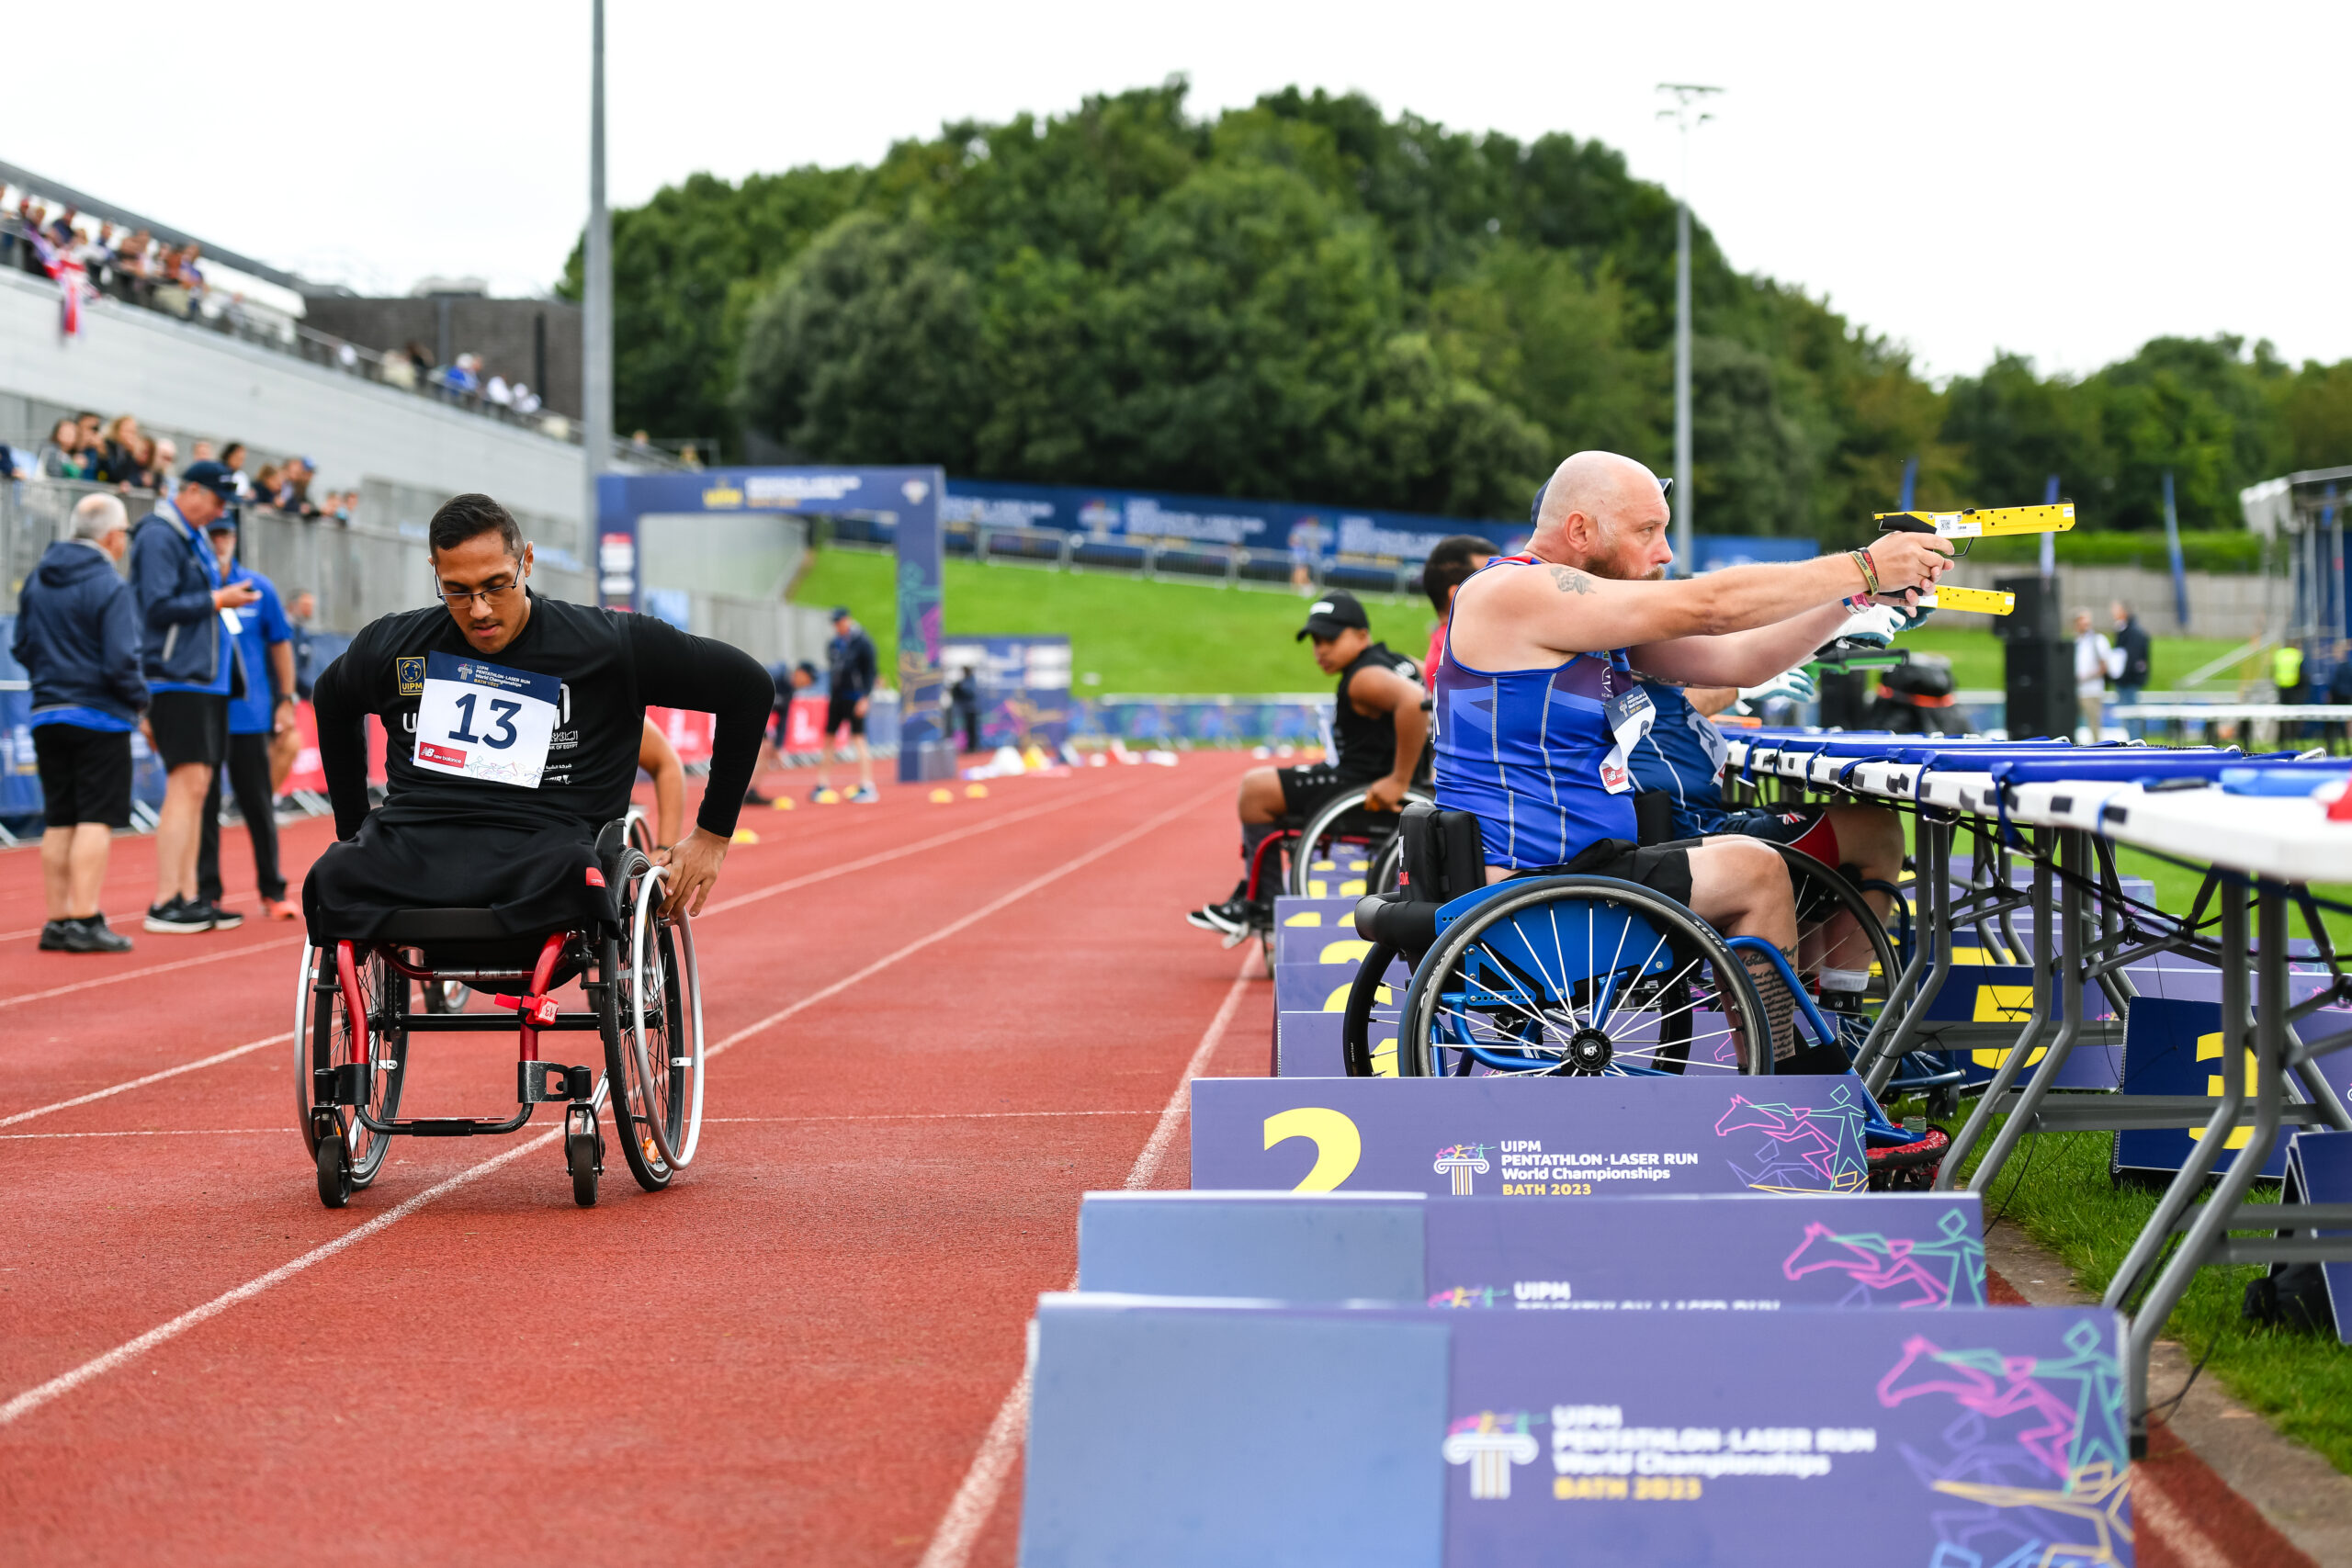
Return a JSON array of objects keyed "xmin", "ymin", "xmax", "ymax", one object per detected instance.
[{"xmin": 1848, "ymin": 547, "xmax": 1880, "ymax": 598}]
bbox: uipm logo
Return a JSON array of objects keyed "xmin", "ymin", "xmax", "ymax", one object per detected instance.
[
  {"xmin": 1433, "ymin": 1142, "xmax": 1491, "ymax": 1196},
  {"xmin": 1443, "ymin": 1412, "xmax": 1539, "ymax": 1500}
]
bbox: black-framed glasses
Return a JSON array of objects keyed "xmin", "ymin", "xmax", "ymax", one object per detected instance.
[{"xmin": 436, "ymin": 577, "xmax": 521, "ymax": 609}]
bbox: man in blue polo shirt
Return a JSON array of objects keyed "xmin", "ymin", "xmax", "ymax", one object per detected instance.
[
  {"xmin": 130, "ymin": 458, "xmax": 257, "ymax": 933},
  {"xmin": 195, "ymin": 513, "xmax": 299, "ymax": 920}
]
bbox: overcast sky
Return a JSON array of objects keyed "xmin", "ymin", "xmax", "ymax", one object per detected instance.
[{"xmin": 6, "ymin": 1, "xmax": 2344, "ymax": 382}]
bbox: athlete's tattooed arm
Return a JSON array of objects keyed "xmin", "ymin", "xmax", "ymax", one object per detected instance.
[{"xmin": 1547, "ymin": 566, "xmax": 1595, "ymax": 595}]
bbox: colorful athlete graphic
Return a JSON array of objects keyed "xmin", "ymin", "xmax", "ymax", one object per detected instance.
[
  {"xmin": 1434, "ymin": 1143, "xmax": 1492, "ymax": 1196},
  {"xmin": 1428, "ymin": 1284, "xmax": 1502, "ymax": 1309},
  {"xmin": 1876, "ymin": 1320, "xmax": 2131, "ymax": 1565},
  {"xmin": 1781, "ymin": 1207, "xmax": 1986, "ymax": 1308},
  {"xmin": 1713, "ymin": 1089, "xmax": 1871, "ymax": 1193},
  {"xmin": 1442, "ymin": 1410, "xmax": 1541, "ymax": 1501}
]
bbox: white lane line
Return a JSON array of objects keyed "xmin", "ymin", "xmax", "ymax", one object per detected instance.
[
  {"xmin": 914, "ymin": 943, "xmax": 1258, "ymax": 1568},
  {"xmin": 0, "ymin": 771, "xmax": 1221, "ymax": 1429},
  {"xmin": 0, "ymin": 938, "xmax": 304, "ymax": 1011},
  {"xmin": 1, "ymin": 1128, "xmax": 278, "ymax": 1140},
  {"xmin": 0, "ymin": 1032, "xmax": 292, "ymax": 1128},
  {"xmin": 696, "ymin": 776, "xmax": 1133, "ymax": 919},
  {"xmin": 2131, "ymin": 1466, "xmax": 2233, "ymax": 1568}
]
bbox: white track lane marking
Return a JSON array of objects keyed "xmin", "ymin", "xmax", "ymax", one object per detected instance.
[
  {"xmin": 1, "ymin": 1127, "xmax": 279, "ymax": 1140},
  {"xmin": 2131, "ymin": 1466, "xmax": 2233, "ymax": 1568},
  {"xmin": 0, "ymin": 939, "xmax": 304, "ymax": 1011},
  {"xmin": 0, "ymin": 1032, "xmax": 292, "ymax": 1128},
  {"xmin": 914, "ymin": 942, "xmax": 1259, "ymax": 1568},
  {"xmin": 0, "ymin": 777, "xmax": 1135, "ymax": 1011},
  {"xmin": 0, "ymin": 772, "xmax": 1221, "ymax": 1429}
]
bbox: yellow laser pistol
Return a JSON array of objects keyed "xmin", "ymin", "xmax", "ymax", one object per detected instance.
[{"xmin": 1874, "ymin": 503, "xmax": 2075, "ymax": 540}]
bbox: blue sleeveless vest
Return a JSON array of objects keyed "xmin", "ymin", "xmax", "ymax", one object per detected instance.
[{"xmin": 1431, "ymin": 557, "xmax": 1644, "ymax": 870}]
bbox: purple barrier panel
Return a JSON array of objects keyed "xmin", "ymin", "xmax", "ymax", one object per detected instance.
[
  {"xmin": 1274, "ymin": 960, "xmax": 1403, "ymax": 1016},
  {"xmin": 1280, "ymin": 924, "xmax": 1380, "ymax": 965},
  {"xmin": 2285, "ymin": 1130, "xmax": 2352, "ymax": 1343},
  {"xmin": 1426, "ymin": 1191, "xmax": 1986, "ymax": 1311},
  {"xmin": 1279, "ymin": 1010, "xmax": 1396, "ymax": 1078},
  {"xmin": 1445, "ymin": 1305, "xmax": 2128, "ymax": 1563},
  {"xmin": 1193, "ymin": 1076, "xmax": 1879, "ymax": 1197},
  {"xmin": 2114, "ymin": 997, "xmax": 2290, "ymax": 1179},
  {"xmin": 1272, "ymin": 897, "xmax": 1362, "ymax": 932}
]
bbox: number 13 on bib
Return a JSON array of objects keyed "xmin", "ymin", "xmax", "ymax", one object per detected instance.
[{"xmin": 413, "ymin": 651, "xmax": 560, "ymax": 788}]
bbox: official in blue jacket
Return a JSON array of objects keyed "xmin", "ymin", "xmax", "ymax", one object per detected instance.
[
  {"xmin": 129, "ymin": 459, "xmax": 256, "ymax": 935},
  {"xmin": 10, "ymin": 493, "xmax": 146, "ymax": 953},
  {"xmin": 196, "ymin": 513, "xmax": 298, "ymax": 919}
]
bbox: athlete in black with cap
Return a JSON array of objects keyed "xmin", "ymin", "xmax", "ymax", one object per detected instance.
[
  {"xmin": 302, "ymin": 494, "xmax": 775, "ymax": 941},
  {"xmin": 1186, "ymin": 589, "xmax": 1427, "ymax": 941}
]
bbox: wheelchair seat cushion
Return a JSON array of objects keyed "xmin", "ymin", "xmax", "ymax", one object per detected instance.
[
  {"xmin": 302, "ymin": 811, "xmax": 617, "ymax": 946},
  {"xmin": 371, "ymin": 908, "xmax": 514, "ymax": 942}
]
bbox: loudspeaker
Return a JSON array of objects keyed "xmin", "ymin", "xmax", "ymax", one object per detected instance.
[
  {"xmin": 1995, "ymin": 573, "xmax": 2064, "ymax": 643},
  {"xmin": 1816, "ymin": 667, "xmax": 1872, "ymax": 729},
  {"xmin": 2004, "ymin": 639, "xmax": 2078, "ymax": 739}
]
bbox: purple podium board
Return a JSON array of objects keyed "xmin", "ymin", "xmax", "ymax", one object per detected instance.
[
  {"xmin": 1274, "ymin": 957, "xmax": 1404, "ymax": 1016},
  {"xmin": 1277, "ymin": 1010, "xmax": 1396, "ymax": 1077},
  {"xmin": 1193, "ymin": 1076, "xmax": 1881, "ymax": 1197},
  {"xmin": 2114, "ymin": 997, "xmax": 2290, "ymax": 1180},
  {"xmin": 1272, "ymin": 896, "xmax": 1363, "ymax": 932},
  {"xmin": 1279, "ymin": 924, "xmax": 1385, "ymax": 965},
  {"xmin": 1022, "ymin": 1295, "xmax": 2129, "ymax": 1567},
  {"xmin": 2286, "ymin": 1130, "xmax": 2352, "ymax": 1343}
]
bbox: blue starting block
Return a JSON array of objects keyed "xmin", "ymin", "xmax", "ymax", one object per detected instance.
[
  {"xmin": 1079, "ymin": 1190, "xmax": 1986, "ymax": 1310},
  {"xmin": 1020, "ymin": 1295, "xmax": 2128, "ymax": 1567}
]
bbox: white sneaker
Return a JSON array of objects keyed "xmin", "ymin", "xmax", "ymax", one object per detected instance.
[{"xmin": 848, "ymin": 784, "xmax": 881, "ymax": 805}]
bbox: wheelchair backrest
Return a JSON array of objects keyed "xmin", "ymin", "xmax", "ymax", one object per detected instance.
[{"xmin": 1398, "ymin": 801, "xmax": 1486, "ymax": 904}]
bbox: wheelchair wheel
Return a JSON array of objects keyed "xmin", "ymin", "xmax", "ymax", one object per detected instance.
[
  {"xmin": 1285, "ymin": 789, "xmax": 1426, "ymax": 897},
  {"xmin": 1772, "ymin": 844, "xmax": 1898, "ymax": 1063},
  {"xmin": 420, "ymin": 977, "xmax": 471, "ymax": 1014},
  {"xmin": 294, "ymin": 942, "xmax": 408, "ymax": 1190},
  {"xmin": 1368, "ymin": 830, "xmax": 1405, "ymax": 896},
  {"xmin": 624, "ymin": 860, "xmax": 705, "ymax": 1170},
  {"xmin": 625, "ymin": 804, "xmax": 655, "ymax": 859},
  {"xmin": 598, "ymin": 927, "xmax": 672, "ymax": 1194},
  {"xmin": 1396, "ymin": 876, "xmax": 1772, "ymax": 1077}
]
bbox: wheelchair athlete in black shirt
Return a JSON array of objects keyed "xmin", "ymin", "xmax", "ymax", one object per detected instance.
[{"xmin": 303, "ymin": 494, "xmax": 775, "ymax": 943}]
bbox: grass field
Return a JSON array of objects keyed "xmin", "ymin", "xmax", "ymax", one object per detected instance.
[{"xmin": 795, "ymin": 547, "xmax": 2257, "ymax": 695}]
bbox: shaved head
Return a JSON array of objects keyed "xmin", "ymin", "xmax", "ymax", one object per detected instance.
[{"xmin": 1532, "ymin": 451, "xmax": 1674, "ymax": 581}]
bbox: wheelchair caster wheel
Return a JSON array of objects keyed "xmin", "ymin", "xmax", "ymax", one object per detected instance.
[
  {"xmin": 317, "ymin": 1135, "xmax": 352, "ymax": 1209},
  {"xmin": 568, "ymin": 1127, "xmax": 601, "ymax": 1209}
]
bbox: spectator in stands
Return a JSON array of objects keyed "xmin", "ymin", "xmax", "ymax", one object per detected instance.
[
  {"xmin": 13, "ymin": 493, "xmax": 146, "ymax": 953},
  {"xmin": 485, "ymin": 373, "xmax": 514, "ymax": 407},
  {"xmin": 250, "ymin": 463, "xmax": 281, "ymax": 509},
  {"xmin": 190, "ymin": 439, "xmax": 216, "ymax": 464},
  {"xmin": 91, "ymin": 415, "xmax": 143, "ymax": 487},
  {"xmin": 144, "ymin": 437, "xmax": 175, "ymax": 492},
  {"xmin": 219, "ymin": 441, "xmax": 250, "ymax": 499},
  {"xmin": 75, "ymin": 412, "xmax": 103, "ymax": 451},
  {"xmin": 282, "ymin": 457, "xmax": 318, "ymax": 517},
  {"xmin": 37, "ymin": 416, "xmax": 88, "ymax": 479},
  {"xmin": 380, "ymin": 348, "xmax": 417, "ymax": 390},
  {"xmin": 1419, "ymin": 535, "xmax": 1494, "ymax": 675},
  {"xmin": 115, "ymin": 229, "xmax": 155, "ymax": 306},
  {"xmin": 512, "ymin": 382, "xmax": 542, "ymax": 415},
  {"xmin": 131, "ymin": 459, "xmax": 258, "ymax": 934},
  {"xmin": 438, "ymin": 353, "xmax": 482, "ymax": 398},
  {"xmin": 195, "ymin": 512, "xmax": 299, "ymax": 920}
]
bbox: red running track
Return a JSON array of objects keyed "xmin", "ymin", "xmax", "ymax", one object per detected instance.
[
  {"xmin": 0, "ymin": 756, "xmax": 1274, "ymax": 1566},
  {"xmin": 0, "ymin": 754, "xmax": 2321, "ymax": 1565}
]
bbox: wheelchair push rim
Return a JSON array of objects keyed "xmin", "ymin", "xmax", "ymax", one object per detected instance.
[
  {"xmin": 1284, "ymin": 788, "xmax": 1426, "ymax": 898},
  {"xmin": 1397, "ymin": 875, "xmax": 1774, "ymax": 1078},
  {"xmin": 623, "ymin": 860, "xmax": 705, "ymax": 1171}
]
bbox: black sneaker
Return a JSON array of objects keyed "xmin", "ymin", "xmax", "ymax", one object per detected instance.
[
  {"xmin": 144, "ymin": 897, "xmax": 214, "ymax": 933},
  {"xmin": 38, "ymin": 919, "xmax": 76, "ymax": 951},
  {"xmin": 187, "ymin": 899, "xmax": 243, "ymax": 931},
  {"xmin": 61, "ymin": 915, "xmax": 133, "ymax": 953},
  {"xmin": 1186, "ymin": 897, "xmax": 1265, "ymax": 944}
]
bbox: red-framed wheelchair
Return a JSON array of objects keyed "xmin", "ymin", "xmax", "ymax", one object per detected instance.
[{"xmin": 292, "ymin": 816, "xmax": 705, "ymax": 1210}]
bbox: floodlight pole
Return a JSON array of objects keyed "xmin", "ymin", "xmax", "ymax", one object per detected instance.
[
  {"xmin": 1657, "ymin": 84, "xmax": 1721, "ymax": 577},
  {"xmin": 583, "ymin": 0, "xmax": 613, "ymax": 552}
]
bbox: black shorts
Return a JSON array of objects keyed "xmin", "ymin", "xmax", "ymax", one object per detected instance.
[
  {"xmin": 32, "ymin": 723, "xmax": 134, "ymax": 829},
  {"xmin": 1513, "ymin": 836, "xmax": 1696, "ymax": 910},
  {"xmin": 302, "ymin": 812, "xmax": 616, "ymax": 945},
  {"xmin": 148, "ymin": 690, "xmax": 228, "ymax": 770},
  {"xmin": 824, "ymin": 692, "xmax": 866, "ymax": 739},
  {"xmin": 1277, "ymin": 762, "xmax": 1379, "ymax": 820}
]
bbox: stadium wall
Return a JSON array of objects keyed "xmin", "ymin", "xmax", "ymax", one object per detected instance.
[{"xmin": 0, "ymin": 267, "xmax": 588, "ymax": 531}]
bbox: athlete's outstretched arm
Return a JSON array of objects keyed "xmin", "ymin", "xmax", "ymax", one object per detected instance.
[{"xmin": 1632, "ymin": 603, "xmax": 1856, "ymax": 688}]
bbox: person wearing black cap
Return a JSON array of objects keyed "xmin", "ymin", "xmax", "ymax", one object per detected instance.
[
  {"xmin": 130, "ymin": 458, "xmax": 257, "ymax": 933},
  {"xmin": 1186, "ymin": 590, "xmax": 1426, "ymax": 941}
]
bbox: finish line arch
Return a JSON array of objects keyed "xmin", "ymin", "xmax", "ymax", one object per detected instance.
[{"xmin": 595, "ymin": 466, "xmax": 946, "ymax": 783}]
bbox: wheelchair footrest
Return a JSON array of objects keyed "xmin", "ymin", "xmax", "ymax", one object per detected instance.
[
  {"xmin": 518, "ymin": 1061, "xmax": 596, "ymax": 1104},
  {"xmin": 314, "ymin": 1063, "xmax": 371, "ymax": 1106}
]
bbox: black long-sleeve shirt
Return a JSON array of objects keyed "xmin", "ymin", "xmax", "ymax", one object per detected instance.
[{"xmin": 312, "ymin": 591, "xmax": 773, "ymax": 843}]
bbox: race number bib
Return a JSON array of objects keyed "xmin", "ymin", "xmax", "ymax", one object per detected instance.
[
  {"xmin": 412, "ymin": 651, "xmax": 559, "ymax": 788},
  {"xmin": 1599, "ymin": 687, "xmax": 1655, "ymax": 795}
]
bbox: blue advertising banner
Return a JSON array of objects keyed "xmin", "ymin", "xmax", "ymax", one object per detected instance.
[
  {"xmin": 1075, "ymin": 1190, "xmax": 1986, "ymax": 1311},
  {"xmin": 594, "ymin": 467, "xmax": 945, "ymax": 782},
  {"xmin": 1082, "ymin": 695, "xmax": 1330, "ymax": 746},
  {"xmin": 939, "ymin": 635, "xmax": 1071, "ymax": 750},
  {"xmin": 1021, "ymin": 1296, "xmax": 2129, "ymax": 1567},
  {"xmin": 1193, "ymin": 1077, "xmax": 1882, "ymax": 1197}
]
